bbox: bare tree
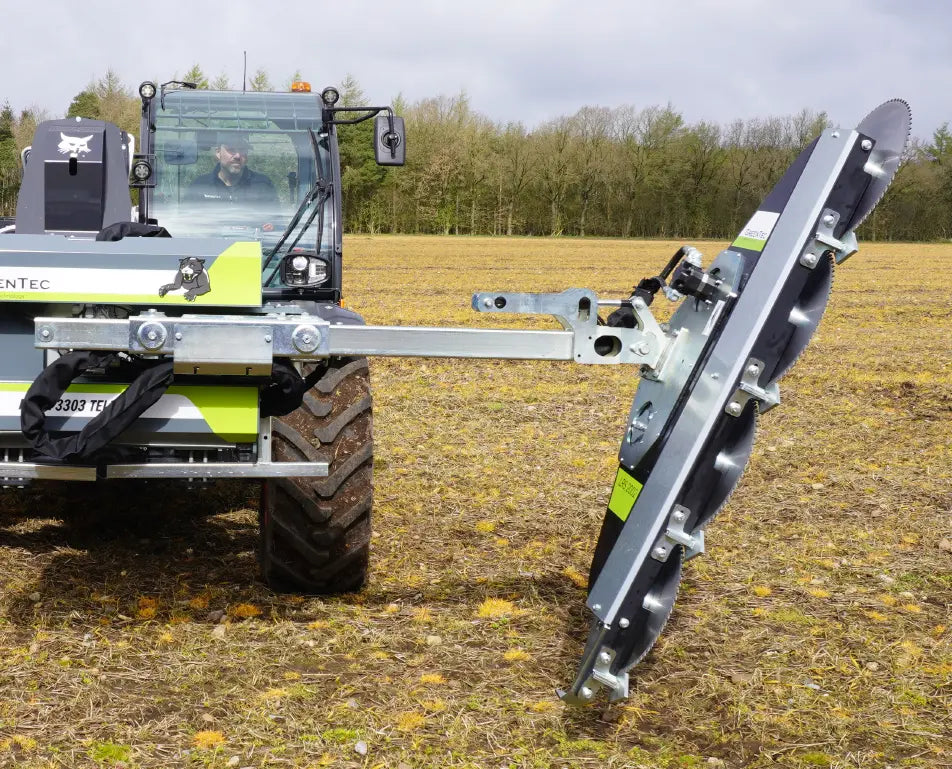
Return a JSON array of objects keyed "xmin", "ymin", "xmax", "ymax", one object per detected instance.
[
  {"xmin": 497, "ymin": 122, "xmax": 532, "ymax": 235},
  {"xmin": 569, "ymin": 106, "xmax": 612, "ymax": 236},
  {"xmin": 533, "ymin": 117, "xmax": 574, "ymax": 236}
]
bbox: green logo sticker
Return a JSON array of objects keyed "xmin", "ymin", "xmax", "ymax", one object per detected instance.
[
  {"xmin": 608, "ymin": 467, "xmax": 643, "ymax": 522},
  {"xmin": 732, "ymin": 210, "xmax": 780, "ymax": 253}
]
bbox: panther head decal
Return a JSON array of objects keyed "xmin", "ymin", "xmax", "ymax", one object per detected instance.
[
  {"xmin": 158, "ymin": 258, "xmax": 211, "ymax": 302},
  {"xmin": 57, "ymin": 133, "xmax": 94, "ymax": 157},
  {"xmin": 178, "ymin": 258, "xmax": 206, "ymax": 281}
]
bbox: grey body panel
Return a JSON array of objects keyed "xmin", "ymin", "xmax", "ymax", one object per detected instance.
[
  {"xmin": 0, "ymin": 316, "xmax": 45, "ymax": 379},
  {"xmin": 0, "ymin": 234, "xmax": 247, "ymax": 266},
  {"xmin": 15, "ymin": 119, "xmax": 132, "ymax": 236}
]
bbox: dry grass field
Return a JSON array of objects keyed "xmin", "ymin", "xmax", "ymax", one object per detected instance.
[{"xmin": 0, "ymin": 235, "xmax": 949, "ymax": 768}]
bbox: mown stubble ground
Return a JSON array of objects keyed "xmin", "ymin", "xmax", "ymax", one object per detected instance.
[{"xmin": 0, "ymin": 235, "xmax": 949, "ymax": 768}]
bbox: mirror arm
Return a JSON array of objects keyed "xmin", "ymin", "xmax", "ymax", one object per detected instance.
[{"xmin": 321, "ymin": 105, "xmax": 391, "ymax": 130}]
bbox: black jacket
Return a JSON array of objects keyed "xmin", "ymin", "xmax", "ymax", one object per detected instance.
[{"xmin": 185, "ymin": 165, "xmax": 278, "ymax": 205}]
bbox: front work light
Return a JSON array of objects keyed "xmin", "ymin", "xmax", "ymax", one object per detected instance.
[
  {"xmin": 282, "ymin": 252, "xmax": 329, "ymax": 287},
  {"xmin": 139, "ymin": 82, "xmax": 156, "ymax": 100},
  {"xmin": 132, "ymin": 160, "xmax": 152, "ymax": 181},
  {"xmin": 321, "ymin": 87, "xmax": 340, "ymax": 106}
]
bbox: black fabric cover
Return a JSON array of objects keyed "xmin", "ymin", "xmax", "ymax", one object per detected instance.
[
  {"xmin": 259, "ymin": 360, "xmax": 326, "ymax": 418},
  {"xmin": 96, "ymin": 222, "xmax": 172, "ymax": 241},
  {"xmin": 21, "ymin": 351, "xmax": 174, "ymax": 462},
  {"xmin": 606, "ymin": 304, "xmax": 637, "ymax": 328}
]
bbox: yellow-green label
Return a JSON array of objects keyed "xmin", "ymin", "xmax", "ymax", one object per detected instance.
[{"xmin": 608, "ymin": 467, "xmax": 643, "ymax": 522}]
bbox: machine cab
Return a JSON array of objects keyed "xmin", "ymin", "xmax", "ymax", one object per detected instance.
[{"xmin": 146, "ymin": 89, "xmax": 340, "ymax": 300}]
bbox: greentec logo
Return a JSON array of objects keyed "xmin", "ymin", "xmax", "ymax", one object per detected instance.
[{"xmin": 733, "ymin": 210, "xmax": 780, "ymax": 252}]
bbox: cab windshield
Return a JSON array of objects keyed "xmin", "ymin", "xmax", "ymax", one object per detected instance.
[{"xmin": 151, "ymin": 90, "xmax": 334, "ymax": 278}]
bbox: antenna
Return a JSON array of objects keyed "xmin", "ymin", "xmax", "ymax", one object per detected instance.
[{"xmin": 243, "ymin": 51, "xmax": 247, "ymax": 93}]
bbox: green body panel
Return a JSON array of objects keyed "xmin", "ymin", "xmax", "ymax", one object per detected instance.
[{"xmin": 0, "ymin": 382, "xmax": 259, "ymax": 444}]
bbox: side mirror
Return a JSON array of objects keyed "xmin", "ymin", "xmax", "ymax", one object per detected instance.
[
  {"xmin": 160, "ymin": 139, "xmax": 198, "ymax": 165},
  {"xmin": 374, "ymin": 115, "xmax": 405, "ymax": 166}
]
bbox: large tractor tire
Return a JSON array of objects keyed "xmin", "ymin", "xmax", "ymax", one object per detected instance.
[{"xmin": 258, "ymin": 356, "xmax": 373, "ymax": 594}]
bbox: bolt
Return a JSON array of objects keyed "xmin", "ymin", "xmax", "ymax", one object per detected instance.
[
  {"xmin": 580, "ymin": 686, "xmax": 593, "ymax": 699},
  {"xmin": 292, "ymin": 325, "xmax": 321, "ymax": 353},
  {"xmin": 39, "ymin": 328, "xmax": 51, "ymax": 339},
  {"xmin": 632, "ymin": 297, "xmax": 646, "ymax": 310},
  {"xmin": 710, "ymin": 372, "xmax": 719, "ymax": 380},
  {"xmin": 653, "ymin": 545, "xmax": 668, "ymax": 559},
  {"xmin": 592, "ymin": 603, "xmax": 601, "ymax": 612},
  {"xmin": 147, "ymin": 330, "xmax": 157, "ymax": 341},
  {"xmin": 831, "ymin": 130, "xmax": 840, "ymax": 138},
  {"xmin": 801, "ymin": 252, "xmax": 819, "ymax": 268},
  {"xmin": 746, "ymin": 364, "xmax": 760, "ymax": 377},
  {"xmin": 482, "ymin": 297, "xmax": 493, "ymax": 308},
  {"xmin": 264, "ymin": 335, "xmax": 272, "ymax": 343},
  {"xmin": 861, "ymin": 138, "xmax": 873, "ymax": 151},
  {"xmin": 598, "ymin": 651, "xmax": 611, "ymax": 665},
  {"xmin": 618, "ymin": 617, "xmax": 630, "ymax": 628},
  {"xmin": 634, "ymin": 342, "xmax": 650, "ymax": 356},
  {"xmin": 727, "ymin": 401, "xmax": 742, "ymax": 416},
  {"xmin": 174, "ymin": 332, "xmax": 182, "ymax": 341},
  {"xmin": 672, "ymin": 509, "xmax": 686, "ymax": 523},
  {"xmin": 822, "ymin": 214, "xmax": 835, "ymax": 227}
]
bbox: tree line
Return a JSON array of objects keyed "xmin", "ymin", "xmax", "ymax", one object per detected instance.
[{"xmin": 2, "ymin": 69, "xmax": 950, "ymax": 240}]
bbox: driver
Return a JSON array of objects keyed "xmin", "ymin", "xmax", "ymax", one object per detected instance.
[{"xmin": 185, "ymin": 133, "xmax": 278, "ymax": 205}]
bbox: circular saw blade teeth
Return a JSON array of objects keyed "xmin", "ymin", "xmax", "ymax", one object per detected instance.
[
  {"xmin": 850, "ymin": 98, "xmax": 912, "ymax": 230},
  {"xmin": 618, "ymin": 547, "xmax": 684, "ymax": 673},
  {"xmin": 858, "ymin": 98, "xmax": 912, "ymax": 151}
]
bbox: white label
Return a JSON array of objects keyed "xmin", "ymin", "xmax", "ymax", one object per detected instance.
[
  {"xmin": 0, "ymin": 391, "xmax": 203, "ymax": 420},
  {"xmin": 0, "ymin": 267, "xmax": 170, "ymax": 295},
  {"xmin": 737, "ymin": 210, "xmax": 780, "ymax": 243}
]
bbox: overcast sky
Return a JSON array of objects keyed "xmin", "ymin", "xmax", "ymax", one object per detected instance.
[{"xmin": 2, "ymin": 0, "xmax": 947, "ymax": 140}]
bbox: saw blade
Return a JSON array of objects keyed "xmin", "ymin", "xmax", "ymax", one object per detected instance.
[
  {"xmin": 560, "ymin": 546, "xmax": 684, "ymax": 704},
  {"xmin": 770, "ymin": 251, "xmax": 835, "ymax": 383},
  {"xmin": 687, "ymin": 403, "xmax": 760, "ymax": 534},
  {"xmin": 844, "ymin": 99, "xmax": 912, "ymax": 232},
  {"xmin": 616, "ymin": 545, "xmax": 685, "ymax": 673}
]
